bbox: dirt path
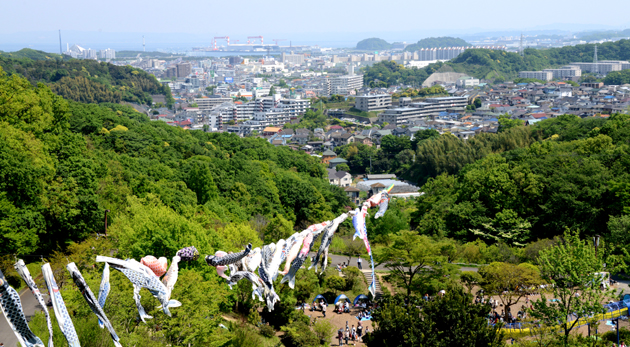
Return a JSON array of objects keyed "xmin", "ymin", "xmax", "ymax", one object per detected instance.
[{"xmin": 302, "ymin": 305, "xmax": 373, "ymax": 347}]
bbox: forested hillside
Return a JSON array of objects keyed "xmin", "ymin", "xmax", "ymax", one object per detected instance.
[
  {"xmin": 404, "ymin": 36, "xmax": 471, "ymax": 51},
  {"xmin": 0, "ymin": 55, "xmax": 173, "ymax": 105},
  {"xmin": 336, "ymin": 114, "xmax": 630, "ymax": 244},
  {"xmin": 0, "ymin": 48, "xmax": 62, "ymax": 60},
  {"xmin": 0, "ymin": 65, "xmax": 349, "ymax": 256},
  {"xmin": 356, "ymin": 38, "xmax": 392, "ymax": 50},
  {"xmin": 363, "ymin": 39, "xmax": 630, "ymax": 85},
  {"xmin": 0, "ymin": 66, "xmax": 355, "ymax": 345}
]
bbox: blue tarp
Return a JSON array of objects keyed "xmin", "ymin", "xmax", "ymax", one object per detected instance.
[
  {"xmin": 312, "ymin": 294, "xmax": 328, "ymax": 305},
  {"xmin": 353, "ymin": 294, "xmax": 369, "ymax": 306},
  {"xmin": 334, "ymin": 294, "xmax": 350, "ymax": 304}
]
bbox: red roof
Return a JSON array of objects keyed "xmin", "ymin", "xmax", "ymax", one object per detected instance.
[
  {"xmin": 532, "ymin": 113, "xmax": 547, "ymax": 119},
  {"xmin": 330, "ymin": 125, "xmax": 343, "ymax": 130},
  {"xmin": 180, "ymin": 120, "xmax": 192, "ymax": 125}
]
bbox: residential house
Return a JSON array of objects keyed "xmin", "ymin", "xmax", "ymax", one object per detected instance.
[
  {"xmin": 327, "ymin": 168, "xmax": 352, "ymax": 187},
  {"xmin": 345, "ymin": 186, "xmax": 361, "ymax": 205},
  {"xmin": 329, "ymin": 157, "xmax": 349, "ymax": 169},
  {"xmin": 353, "ymin": 135, "xmax": 373, "ymax": 146},
  {"xmin": 322, "ymin": 149, "xmax": 337, "ymax": 164}
]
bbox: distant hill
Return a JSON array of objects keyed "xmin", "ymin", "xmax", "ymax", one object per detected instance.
[
  {"xmin": 0, "ymin": 54, "xmax": 173, "ymax": 106},
  {"xmin": 356, "ymin": 38, "xmax": 392, "ymax": 51},
  {"xmin": 0, "ymin": 48, "xmax": 62, "ymax": 60},
  {"xmin": 404, "ymin": 37, "xmax": 471, "ymax": 51},
  {"xmin": 577, "ymin": 29, "xmax": 630, "ymax": 42},
  {"xmin": 363, "ymin": 39, "xmax": 630, "ymax": 86}
]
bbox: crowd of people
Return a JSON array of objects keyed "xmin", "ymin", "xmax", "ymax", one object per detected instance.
[{"xmin": 337, "ymin": 321, "xmax": 368, "ymax": 346}]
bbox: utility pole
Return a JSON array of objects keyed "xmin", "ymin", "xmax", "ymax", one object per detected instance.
[{"xmin": 104, "ymin": 209, "xmax": 110, "ymax": 236}]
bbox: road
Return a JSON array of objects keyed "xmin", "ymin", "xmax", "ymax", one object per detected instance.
[
  {"xmin": 0, "ymin": 287, "xmax": 46, "ymax": 347},
  {"xmin": 309, "ymin": 252, "xmax": 480, "ymax": 273}
]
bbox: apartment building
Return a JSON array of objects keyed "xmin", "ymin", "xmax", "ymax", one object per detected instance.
[
  {"xmin": 279, "ymin": 98, "xmax": 311, "ymax": 116},
  {"xmin": 253, "ymin": 109, "xmax": 291, "ymax": 127},
  {"xmin": 542, "ymin": 66, "xmax": 582, "ymax": 79},
  {"xmin": 176, "ymin": 63, "xmax": 192, "ymax": 78},
  {"xmin": 378, "ymin": 96, "xmax": 468, "ymax": 125},
  {"xmin": 281, "ymin": 52, "xmax": 305, "ymax": 65},
  {"xmin": 326, "ymin": 75, "xmax": 364, "ymax": 95},
  {"xmin": 194, "ymin": 96, "xmax": 233, "ymax": 110},
  {"xmin": 568, "ymin": 62, "xmax": 623, "ymax": 75},
  {"xmin": 518, "ymin": 71, "xmax": 554, "ymax": 81},
  {"xmin": 355, "ymin": 94, "xmax": 392, "ymax": 112}
]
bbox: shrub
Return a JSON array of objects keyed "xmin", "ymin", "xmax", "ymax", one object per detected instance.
[{"xmin": 259, "ymin": 323, "xmax": 276, "ymax": 338}]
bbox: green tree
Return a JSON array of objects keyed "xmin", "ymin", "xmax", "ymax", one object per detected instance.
[
  {"xmin": 366, "ymin": 288, "xmax": 504, "ymax": 347},
  {"xmin": 497, "ymin": 114, "xmax": 524, "ymax": 132},
  {"xmin": 460, "ymin": 271, "xmax": 482, "ymax": 293},
  {"xmin": 479, "ymin": 262, "xmax": 540, "ymax": 314},
  {"xmin": 269, "ymin": 86, "xmax": 276, "ymax": 96},
  {"xmin": 529, "ymin": 231, "xmax": 623, "ymax": 345},
  {"xmin": 185, "ymin": 160, "xmax": 219, "ymax": 204},
  {"xmin": 375, "ymin": 231, "xmax": 447, "ymax": 301}
]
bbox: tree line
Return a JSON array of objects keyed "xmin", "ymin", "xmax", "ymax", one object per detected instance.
[{"xmin": 0, "ymin": 55, "xmax": 174, "ymax": 106}]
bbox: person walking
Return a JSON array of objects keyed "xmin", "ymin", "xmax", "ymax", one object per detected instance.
[
  {"xmin": 345, "ymin": 327, "xmax": 350, "ymax": 346},
  {"xmin": 338, "ymin": 329, "xmax": 344, "ymax": 346},
  {"xmin": 322, "ymin": 300, "xmax": 327, "ymax": 317},
  {"xmin": 357, "ymin": 257, "xmax": 363, "ymax": 270},
  {"xmin": 357, "ymin": 322, "xmax": 363, "ymax": 342},
  {"xmin": 351, "ymin": 325, "xmax": 356, "ymax": 345}
]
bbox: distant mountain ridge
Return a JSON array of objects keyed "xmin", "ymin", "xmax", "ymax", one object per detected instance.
[
  {"xmin": 0, "ymin": 48, "xmax": 62, "ymax": 60},
  {"xmin": 404, "ymin": 37, "xmax": 471, "ymax": 51}
]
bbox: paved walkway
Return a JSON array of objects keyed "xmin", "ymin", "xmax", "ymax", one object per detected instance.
[{"xmin": 0, "ymin": 287, "xmax": 46, "ymax": 347}]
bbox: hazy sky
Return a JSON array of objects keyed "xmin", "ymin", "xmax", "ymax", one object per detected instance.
[
  {"xmin": 1, "ymin": 0, "xmax": 630, "ymax": 51},
  {"xmin": 3, "ymin": 0, "xmax": 629, "ymax": 35}
]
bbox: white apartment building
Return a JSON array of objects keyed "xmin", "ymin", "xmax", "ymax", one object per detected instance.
[
  {"xmin": 253, "ymin": 109, "xmax": 291, "ymax": 127},
  {"xmin": 281, "ymin": 52, "xmax": 305, "ymax": 65},
  {"xmin": 456, "ymin": 77, "xmax": 480, "ymax": 88},
  {"xmin": 326, "ymin": 75, "xmax": 364, "ymax": 95},
  {"xmin": 99, "ymin": 48, "xmax": 116, "ymax": 60},
  {"xmin": 568, "ymin": 62, "xmax": 624, "ymax": 75},
  {"xmin": 355, "ymin": 94, "xmax": 392, "ymax": 112},
  {"xmin": 518, "ymin": 71, "xmax": 554, "ymax": 81},
  {"xmin": 378, "ymin": 96, "xmax": 468, "ymax": 125},
  {"xmin": 542, "ymin": 66, "xmax": 582, "ymax": 79},
  {"xmin": 279, "ymin": 98, "xmax": 311, "ymax": 116},
  {"xmin": 194, "ymin": 97, "xmax": 233, "ymax": 110},
  {"xmin": 255, "ymin": 95, "xmax": 282, "ymax": 111}
]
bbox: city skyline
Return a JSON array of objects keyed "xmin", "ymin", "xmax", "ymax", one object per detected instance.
[{"xmin": 1, "ymin": 0, "xmax": 630, "ymax": 53}]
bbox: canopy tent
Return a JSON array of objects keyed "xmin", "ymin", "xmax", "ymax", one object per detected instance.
[
  {"xmin": 334, "ymin": 294, "xmax": 350, "ymax": 304},
  {"xmin": 353, "ymin": 294, "xmax": 369, "ymax": 306},
  {"xmin": 312, "ymin": 294, "xmax": 328, "ymax": 305}
]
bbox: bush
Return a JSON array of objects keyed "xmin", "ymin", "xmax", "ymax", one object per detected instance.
[
  {"xmin": 313, "ymin": 320, "xmax": 336, "ymax": 344},
  {"xmin": 602, "ymin": 327, "xmax": 630, "ymax": 344},
  {"xmin": 281, "ymin": 320, "xmax": 320, "ymax": 347},
  {"xmin": 259, "ymin": 323, "xmax": 276, "ymax": 338},
  {"xmin": 342, "ymin": 266, "xmax": 363, "ymax": 291},
  {"xmin": 326, "ymin": 276, "xmax": 346, "ymax": 293}
]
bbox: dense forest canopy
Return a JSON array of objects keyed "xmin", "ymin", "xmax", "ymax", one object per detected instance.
[
  {"xmin": 0, "ymin": 65, "xmax": 348, "ymax": 256},
  {"xmin": 0, "ymin": 55, "xmax": 173, "ymax": 106},
  {"xmin": 404, "ymin": 36, "xmax": 471, "ymax": 51},
  {"xmin": 364, "ymin": 39, "xmax": 630, "ymax": 85}
]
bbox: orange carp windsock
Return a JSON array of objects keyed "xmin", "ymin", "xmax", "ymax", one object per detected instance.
[{"xmin": 141, "ymin": 256, "xmax": 168, "ymax": 277}]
